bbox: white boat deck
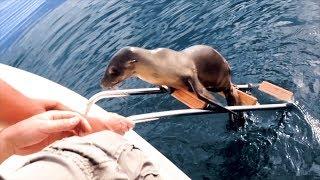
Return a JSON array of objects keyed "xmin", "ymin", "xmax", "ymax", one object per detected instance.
[{"xmin": 0, "ymin": 63, "xmax": 190, "ymax": 179}]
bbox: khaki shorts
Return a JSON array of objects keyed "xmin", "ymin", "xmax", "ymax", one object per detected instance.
[{"xmin": 2, "ymin": 131, "xmax": 161, "ymax": 180}]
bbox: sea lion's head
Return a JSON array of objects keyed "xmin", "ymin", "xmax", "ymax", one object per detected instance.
[{"xmin": 101, "ymin": 47, "xmax": 137, "ymax": 89}]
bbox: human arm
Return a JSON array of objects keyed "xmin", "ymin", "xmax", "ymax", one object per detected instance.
[
  {"xmin": 0, "ymin": 79, "xmax": 134, "ymax": 134},
  {"xmin": 0, "ymin": 79, "xmax": 68, "ymax": 125},
  {"xmin": 0, "ymin": 110, "xmax": 92, "ymax": 162}
]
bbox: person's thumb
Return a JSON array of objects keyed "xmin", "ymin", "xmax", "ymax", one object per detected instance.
[
  {"xmin": 35, "ymin": 99, "xmax": 71, "ymax": 111},
  {"xmin": 41, "ymin": 117, "xmax": 80, "ymax": 133}
]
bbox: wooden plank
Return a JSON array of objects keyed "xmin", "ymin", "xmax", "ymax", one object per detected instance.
[
  {"xmin": 218, "ymin": 89, "xmax": 258, "ymax": 105},
  {"xmin": 171, "ymin": 88, "xmax": 258, "ymax": 108},
  {"xmin": 171, "ymin": 89, "xmax": 207, "ymax": 109},
  {"xmin": 236, "ymin": 89, "xmax": 258, "ymax": 105},
  {"xmin": 258, "ymin": 81, "xmax": 293, "ymax": 101}
]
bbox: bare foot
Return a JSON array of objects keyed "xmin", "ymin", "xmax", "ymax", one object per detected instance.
[{"xmin": 87, "ymin": 112, "xmax": 135, "ymax": 135}]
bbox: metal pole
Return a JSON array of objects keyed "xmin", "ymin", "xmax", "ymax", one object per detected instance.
[
  {"xmin": 85, "ymin": 84, "xmax": 260, "ymax": 115},
  {"xmin": 129, "ymin": 103, "xmax": 293, "ymax": 124},
  {"xmin": 235, "ymin": 83, "xmax": 259, "ymax": 89},
  {"xmin": 86, "ymin": 84, "xmax": 257, "ymax": 106},
  {"xmin": 85, "ymin": 87, "xmax": 166, "ymax": 115}
]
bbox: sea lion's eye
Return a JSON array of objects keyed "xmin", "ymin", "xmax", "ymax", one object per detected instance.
[{"xmin": 109, "ymin": 67, "xmax": 120, "ymax": 76}]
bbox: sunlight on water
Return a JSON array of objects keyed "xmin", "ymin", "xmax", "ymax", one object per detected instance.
[{"xmin": 295, "ymin": 102, "xmax": 320, "ymax": 143}]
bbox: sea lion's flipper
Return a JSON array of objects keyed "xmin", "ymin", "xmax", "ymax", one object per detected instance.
[
  {"xmin": 223, "ymin": 87, "xmax": 238, "ymax": 106},
  {"xmin": 186, "ymin": 76, "xmax": 238, "ymax": 117},
  {"xmin": 186, "ymin": 77, "xmax": 216, "ymax": 102},
  {"xmin": 223, "ymin": 88, "xmax": 246, "ymax": 128}
]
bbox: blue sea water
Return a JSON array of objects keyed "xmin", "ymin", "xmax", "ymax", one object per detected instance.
[{"xmin": 0, "ymin": 0, "xmax": 320, "ymax": 179}]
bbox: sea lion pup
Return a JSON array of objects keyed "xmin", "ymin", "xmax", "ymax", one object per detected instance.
[{"xmin": 101, "ymin": 45, "xmax": 245, "ymax": 127}]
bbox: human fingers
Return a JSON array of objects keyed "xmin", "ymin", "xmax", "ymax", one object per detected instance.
[
  {"xmin": 44, "ymin": 111, "xmax": 92, "ymax": 133},
  {"xmin": 107, "ymin": 112, "xmax": 135, "ymax": 129},
  {"xmin": 108, "ymin": 118, "xmax": 133, "ymax": 135},
  {"xmin": 111, "ymin": 113, "xmax": 135, "ymax": 131},
  {"xmin": 118, "ymin": 121, "xmax": 127, "ymax": 135},
  {"xmin": 44, "ymin": 110, "xmax": 78, "ymax": 120},
  {"xmin": 40, "ymin": 116, "xmax": 81, "ymax": 133},
  {"xmin": 86, "ymin": 116, "xmax": 131, "ymax": 134},
  {"xmin": 35, "ymin": 99, "xmax": 71, "ymax": 111},
  {"xmin": 124, "ymin": 118, "xmax": 135, "ymax": 129}
]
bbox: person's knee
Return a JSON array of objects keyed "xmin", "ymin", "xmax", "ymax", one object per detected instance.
[
  {"xmin": 118, "ymin": 145, "xmax": 161, "ymax": 179},
  {"xmin": 51, "ymin": 130, "xmax": 161, "ymax": 179}
]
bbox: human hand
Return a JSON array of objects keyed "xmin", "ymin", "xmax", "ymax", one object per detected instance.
[
  {"xmin": 1, "ymin": 98, "xmax": 71, "ymax": 126},
  {"xmin": 32, "ymin": 100, "xmax": 135, "ymax": 135},
  {"xmin": 32, "ymin": 99, "xmax": 71, "ymax": 111},
  {"xmin": 88, "ymin": 112, "xmax": 135, "ymax": 135},
  {"xmin": 0, "ymin": 110, "xmax": 92, "ymax": 161}
]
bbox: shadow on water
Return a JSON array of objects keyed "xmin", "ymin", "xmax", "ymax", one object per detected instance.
[{"xmin": 0, "ymin": 0, "xmax": 320, "ymax": 179}]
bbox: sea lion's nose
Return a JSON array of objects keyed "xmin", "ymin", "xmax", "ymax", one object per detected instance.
[
  {"xmin": 100, "ymin": 79, "xmax": 108, "ymax": 89},
  {"xmin": 100, "ymin": 83, "xmax": 106, "ymax": 90}
]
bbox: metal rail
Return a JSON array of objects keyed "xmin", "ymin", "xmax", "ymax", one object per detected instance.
[
  {"xmin": 85, "ymin": 84, "xmax": 292, "ymax": 123},
  {"xmin": 85, "ymin": 87, "xmax": 166, "ymax": 115},
  {"xmin": 128, "ymin": 103, "xmax": 292, "ymax": 123},
  {"xmin": 85, "ymin": 84, "xmax": 258, "ymax": 115}
]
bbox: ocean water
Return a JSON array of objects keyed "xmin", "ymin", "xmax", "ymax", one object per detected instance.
[{"xmin": 1, "ymin": 0, "xmax": 320, "ymax": 179}]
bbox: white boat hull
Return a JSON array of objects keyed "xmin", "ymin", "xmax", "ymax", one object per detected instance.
[{"xmin": 0, "ymin": 63, "xmax": 189, "ymax": 179}]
